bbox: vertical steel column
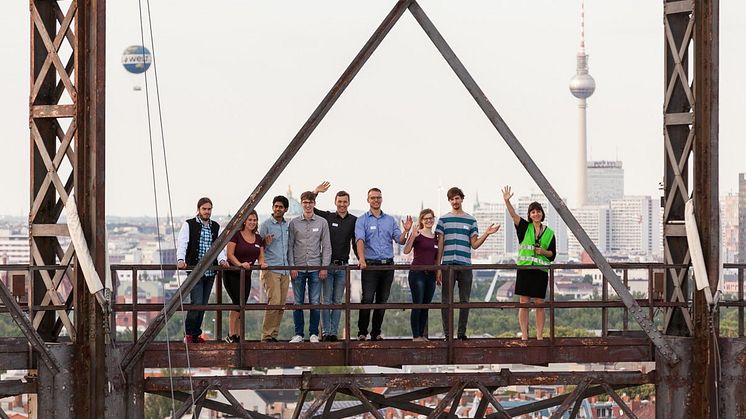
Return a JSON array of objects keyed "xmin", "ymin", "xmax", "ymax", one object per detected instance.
[
  {"xmin": 29, "ymin": 0, "xmax": 79, "ymax": 341},
  {"xmin": 692, "ymin": 0, "xmax": 719, "ymax": 417},
  {"xmin": 73, "ymin": 1, "xmax": 107, "ymax": 417},
  {"xmin": 662, "ymin": 0, "xmax": 695, "ymax": 336}
]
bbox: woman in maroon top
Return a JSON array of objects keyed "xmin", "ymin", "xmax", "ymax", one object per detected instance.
[
  {"xmin": 403, "ymin": 208, "xmax": 439, "ymax": 341},
  {"xmin": 224, "ymin": 210, "xmax": 267, "ymax": 343}
]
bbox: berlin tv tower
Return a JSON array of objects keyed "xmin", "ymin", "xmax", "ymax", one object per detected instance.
[{"xmin": 569, "ymin": 0, "xmax": 595, "ymax": 207}]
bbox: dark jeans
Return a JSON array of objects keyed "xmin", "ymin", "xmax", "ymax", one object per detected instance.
[
  {"xmin": 357, "ymin": 268, "xmax": 394, "ymax": 338},
  {"xmin": 440, "ymin": 269, "xmax": 473, "ymax": 337},
  {"xmin": 185, "ymin": 274, "xmax": 215, "ymax": 337},
  {"xmin": 409, "ymin": 270, "xmax": 436, "ymax": 338}
]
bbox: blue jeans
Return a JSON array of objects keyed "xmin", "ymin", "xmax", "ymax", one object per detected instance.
[
  {"xmin": 409, "ymin": 270, "xmax": 436, "ymax": 338},
  {"xmin": 322, "ymin": 269, "xmax": 346, "ymax": 337},
  {"xmin": 185, "ymin": 275, "xmax": 215, "ymax": 337},
  {"xmin": 292, "ymin": 271, "xmax": 321, "ymax": 337}
]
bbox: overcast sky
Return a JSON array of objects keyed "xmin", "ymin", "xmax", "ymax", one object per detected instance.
[{"xmin": 1, "ymin": 1, "xmax": 744, "ymax": 219}]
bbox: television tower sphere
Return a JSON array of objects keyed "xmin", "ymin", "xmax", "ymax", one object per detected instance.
[{"xmin": 569, "ymin": 72, "xmax": 596, "ymax": 99}]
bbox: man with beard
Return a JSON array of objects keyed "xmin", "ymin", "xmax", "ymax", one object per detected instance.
[{"xmin": 177, "ymin": 197, "xmax": 229, "ymax": 343}]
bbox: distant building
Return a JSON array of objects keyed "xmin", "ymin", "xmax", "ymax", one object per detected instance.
[
  {"xmin": 0, "ymin": 228, "xmax": 29, "ymax": 264},
  {"xmin": 286, "ymin": 185, "xmax": 302, "ymax": 219},
  {"xmin": 472, "ymin": 199, "xmax": 506, "ymax": 260},
  {"xmin": 587, "ymin": 160, "xmax": 624, "ymax": 205},
  {"xmin": 722, "ymin": 193, "xmax": 739, "ymax": 263},
  {"xmin": 568, "ymin": 205, "xmax": 611, "ymax": 258},
  {"xmin": 738, "ymin": 173, "xmax": 746, "ymax": 263},
  {"xmin": 609, "ymin": 196, "xmax": 658, "ymax": 257}
]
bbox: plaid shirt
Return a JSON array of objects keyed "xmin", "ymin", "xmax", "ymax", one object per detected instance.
[{"xmin": 196, "ymin": 217, "xmax": 216, "ymax": 277}]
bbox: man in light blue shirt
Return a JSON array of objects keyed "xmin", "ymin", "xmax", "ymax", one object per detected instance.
[
  {"xmin": 258, "ymin": 195, "xmax": 290, "ymax": 342},
  {"xmin": 354, "ymin": 187, "xmax": 410, "ymax": 341}
]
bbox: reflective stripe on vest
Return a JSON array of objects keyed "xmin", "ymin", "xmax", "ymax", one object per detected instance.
[{"xmin": 516, "ymin": 223, "xmax": 554, "ymax": 270}]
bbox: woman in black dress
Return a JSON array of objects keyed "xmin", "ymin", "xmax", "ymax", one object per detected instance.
[{"xmin": 502, "ymin": 186, "xmax": 556, "ymax": 340}]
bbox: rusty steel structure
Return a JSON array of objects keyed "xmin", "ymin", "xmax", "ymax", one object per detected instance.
[{"xmin": 0, "ymin": 0, "xmax": 740, "ymax": 417}]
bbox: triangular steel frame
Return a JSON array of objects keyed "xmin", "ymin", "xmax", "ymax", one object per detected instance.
[{"xmin": 121, "ymin": 0, "xmax": 679, "ymax": 370}]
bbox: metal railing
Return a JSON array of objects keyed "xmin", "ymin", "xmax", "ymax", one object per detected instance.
[{"xmin": 107, "ymin": 262, "xmax": 688, "ymax": 343}]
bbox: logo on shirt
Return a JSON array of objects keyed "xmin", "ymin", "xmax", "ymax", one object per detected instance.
[
  {"xmin": 312, "ymin": 228, "xmax": 319, "ymax": 232},
  {"xmin": 370, "ymin": 226, "xmax": 377, "ymax": 230},
  {"xmin": 331, "ymin": 223, "xmax": 339, "ymax": 227}
]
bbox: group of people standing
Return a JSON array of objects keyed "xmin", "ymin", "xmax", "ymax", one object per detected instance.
[{"xmin": 176, "ymin": 184, "xmax": 556, "ymax": 344}]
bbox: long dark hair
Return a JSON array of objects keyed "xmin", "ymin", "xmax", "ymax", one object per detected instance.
[{"xmin": 242, "ymin": 210, "xmax": 259, "ymax": 234}]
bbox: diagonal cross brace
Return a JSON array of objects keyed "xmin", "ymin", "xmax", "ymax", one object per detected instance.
[
  {"xmin": 0, "ymin": 278, "xmax": 61, "ymax": 374},
  {"xmin": 120, "ymin": 0, "xmax": 414, "ymax": 371},
  {"xmin": 121, "ymin": 0, "xmax": 679, "ymax": 369},
  {"xmin": 406, "ymin": 0, "xmax": 679, "ymax": 365}
]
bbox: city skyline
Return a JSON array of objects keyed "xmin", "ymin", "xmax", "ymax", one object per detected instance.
[{"xmin": 1, "ymin": 1, "xmax": 744, "ymax": 218}]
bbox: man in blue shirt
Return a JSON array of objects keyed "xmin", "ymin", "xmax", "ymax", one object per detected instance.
[
  {"xmin": 258, "ymin": 195, "xmax": 290, "ymax": 342},
  {"xmin": 355, "ymin": 188, "xmax": 411, "ymax": 341}
]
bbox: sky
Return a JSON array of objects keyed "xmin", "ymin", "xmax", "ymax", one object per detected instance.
[{"xmin": 1, "ymin": 1, "xmax": 744, "ymax": 219}]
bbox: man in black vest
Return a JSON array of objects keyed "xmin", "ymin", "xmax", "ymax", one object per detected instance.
[{"xmin": 177, "ymin": 197, "xmax": 228, "ymax": 343}]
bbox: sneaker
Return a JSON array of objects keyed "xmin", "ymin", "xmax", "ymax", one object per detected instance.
[
  {"xmin": 263, "ymin": 337, "xmax": 278, "ymax": 343},
  {"xmin": 184, "ymin": 335, "xmax": 206, "ymax": 344},
  {"xmin": 290, "ymin": 335, "xmax": 304, "ymax": 343},
  {"xmin": 357, "ymin": 334, "xmax": 367, "ymax": 341},
  {"xmin": 327, "ymin": 335, "xmax": 338, "ymax": 342},
  {"xmin": 457, "ymin": 334, "xmax": 468, "ymax": 341},
  {"xmin": 413, "ymin": 337, "xmax": 427, "ymax": 342},
  {"xmin": 309, "ymin": 334, "xmax": 320, "ymax": 343},
  {"xmin": 370, "ymin": 335, "xmax": 384, "ymax": 341},
  {"xmin": 224, "ymin": 335, "xmax": 239, "ymax": 343}
]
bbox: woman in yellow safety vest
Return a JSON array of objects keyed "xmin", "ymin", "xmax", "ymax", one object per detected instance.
[{"xmin": 502, "ymin": 186, "xmax": 556, "ymax": 340}]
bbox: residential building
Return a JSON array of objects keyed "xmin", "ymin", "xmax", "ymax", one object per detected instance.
[
  {"xmin": 609, "ymin": 196, "xmax": 658, "ymax": 257},
  {"xmin": 567, "ymin": 205, "xmax": 611, "ymax": 258},
  {"xmin": 472, "ymin": 200, "xmax": 506, "ymax": 260},
  {"xmin": 587, "ymin": 160, "xmax": 624, "ymax": 205}
]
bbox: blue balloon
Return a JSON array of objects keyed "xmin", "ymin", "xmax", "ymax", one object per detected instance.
[{"xmin": 121, "ymin": 45, "xmax": 152, "ymax": 74}]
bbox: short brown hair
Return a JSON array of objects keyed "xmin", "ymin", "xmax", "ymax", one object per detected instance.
[
  {"xmin": 367, "ymin": 187, "xmax": 382, "ymax": 196},
  {"xmin": 335, "ymin": 190, "xmax": 350, "ymax": 200},
  {"xmin": 446, "ymin": 187, "xmax": 464, "ymax": 200},
  {"xmin": 300, "ymin": 191, "xmax": 317, "ymax": 202},
  {"xmin": 197, "ymin": 197, "xmax": 213, "ymax": 209}
]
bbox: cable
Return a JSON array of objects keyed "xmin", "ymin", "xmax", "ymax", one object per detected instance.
[
  {"xmin": 136, "ymin": 0, "xmax": 195, "ymax": 415},
  {"xmin": 141, "ymin": 0, "xmax": 198, "ymax": 407}
]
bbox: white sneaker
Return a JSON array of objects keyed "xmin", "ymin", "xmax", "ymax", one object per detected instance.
[
  {"xmin": 290, "ymin": 335, "xmax": 304, "ymax": 343},
  {"xmin": 309, "ymin": 334, "xmax": 320, "ymax": 343}
]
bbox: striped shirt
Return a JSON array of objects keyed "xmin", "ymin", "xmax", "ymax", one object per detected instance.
[{"xmin": 436, "ymin": 212, "xmax": 478, "ymax": 265}]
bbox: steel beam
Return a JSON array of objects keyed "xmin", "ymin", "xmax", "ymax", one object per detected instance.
[
  {"xmin": 549, "ymin": 377, "xmax": 590, "ymax": 419},
  {"xmin": 662, "ymin": 0, "xmax": 695, "ymax": 336},
  {"xmin": 406, "ymin": 0, "xmax": 678, "ymax": 365},
  {"xmin": 144, "ymin": 371, "xmax": 654, "ymax": 392},
  {"xmin": 0, "ymin": 380, "xmax": 37, "ymax": 398},
  {"xmin": 600, "ymin": 383, "xmax": 639, "ymax": 419},
  {"xmin": 0, "ymin": 279, "xmax": 61, "ymax": 373},
  {"xmin": 120, "ymin": 0, "xmax": 414, "ymax": 371},
  {"xmin": 691, "ymin": 1, "xmax": 719, "ymax": 418}
]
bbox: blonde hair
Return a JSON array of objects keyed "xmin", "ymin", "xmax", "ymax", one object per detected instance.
[{"xmin": 418, "ymin": 208, "xmax": 435, "ymax": 229}]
